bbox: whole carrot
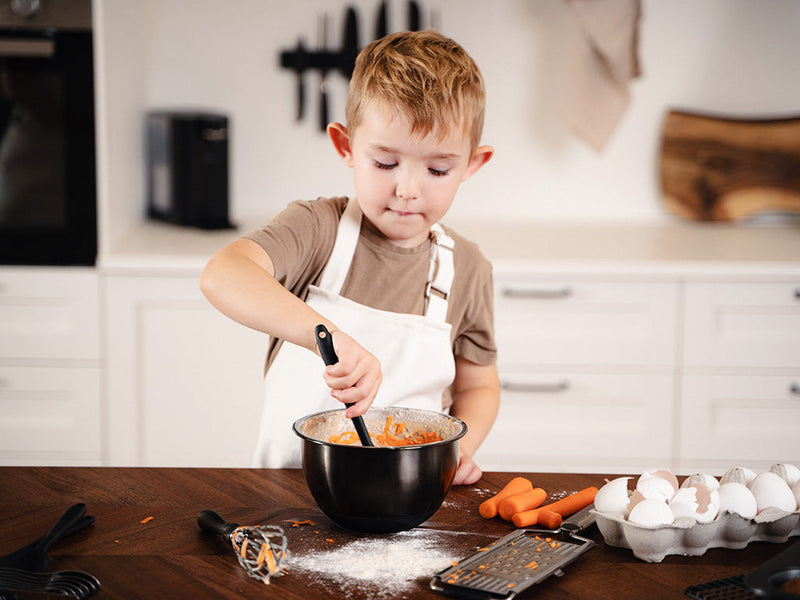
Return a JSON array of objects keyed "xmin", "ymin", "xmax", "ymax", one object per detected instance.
[
  {"xmin": 479, "ymin": 477, "xmax": 534, "ymax": 519},
  {"xmin": 511, "ymin": 486, "xmax": 598, "ymax": 528},
  {"xmin": 498, "ymin": 488, "xmax": 547, "ymax": 521}
]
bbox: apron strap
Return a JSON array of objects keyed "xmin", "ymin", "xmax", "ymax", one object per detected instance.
[
  {"xmin": 317, "ymin": 198, "xmax": 455, "ymax": 323},
  {"xmin": 317, "ymin": 199, "xmax": 361, "ymax": 294},
  {"xmin": 425, "ymin": 224, "xmax": 455, "ymax": 322}
]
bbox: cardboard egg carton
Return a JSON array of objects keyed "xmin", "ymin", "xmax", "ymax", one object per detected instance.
[{"xmin": 594, "ymin": 507, "xmax": 800, "ymax": 562}]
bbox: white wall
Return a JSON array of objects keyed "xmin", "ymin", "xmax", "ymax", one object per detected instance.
[{"xmin": 96, "ymin": 0, "xmax": 800, "ymax": 246}]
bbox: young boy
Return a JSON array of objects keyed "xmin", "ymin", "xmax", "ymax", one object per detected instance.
[{"xmin": 200, "ymin": 30, "xmax": 498, "ymax": 485}]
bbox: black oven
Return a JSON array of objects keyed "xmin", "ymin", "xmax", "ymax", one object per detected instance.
[{"xmin": 0, "ymin": 0, "xmax": 96, "ymax": 265}]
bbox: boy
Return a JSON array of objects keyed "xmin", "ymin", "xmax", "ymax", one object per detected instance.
[{"xmin": 200, "ymin": 30, "xmax": 498, "ymax": 485}]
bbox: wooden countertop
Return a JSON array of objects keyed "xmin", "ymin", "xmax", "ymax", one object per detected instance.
[{"xmin": 0, "ymin": 468, "xmax": 793, "ymax": 600}]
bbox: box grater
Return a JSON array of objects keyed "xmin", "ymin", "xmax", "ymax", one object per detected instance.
[{"xmin": 430, "ymin": 505, "xmax": 596, "ymax": 599}]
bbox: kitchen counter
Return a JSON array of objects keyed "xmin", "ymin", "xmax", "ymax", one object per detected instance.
[
  {"xmin": 99, "ymin": 218, "xmax": 800, "ymax": 276},
  {"xmin": 0, "ymin": 468, "xmax": 792, "ymax": 599}
]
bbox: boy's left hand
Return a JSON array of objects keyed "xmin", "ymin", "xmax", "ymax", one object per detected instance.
[{"xmin": 453, "ymin": 453, "xmax": 482, "ymax": 485}]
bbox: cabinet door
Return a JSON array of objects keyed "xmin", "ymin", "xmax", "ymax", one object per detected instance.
[
  {"xmin": 0, "ymin": 366, "xmax": 101, "ymax": 465},
  {"xmin": 679, "ymin": 374, "xmax": 800, "ymax": 471},
  {"xmin": 0, "ymin": 268, "xmax": 99, "ymax": 360},
  {"xmin": 104, "ymin": 276, "xmax": 268, "ymax": 467},
  {"xmin": 493, "ymin": 275, "xmax": 678, "ymax": 368},
  {"xmin": 683, "ymin": 282, "xmax": 800, "ymax": 369},
  {"xmin": 474, "ymin": 370, "xmax": 675, "ymax": 473}
]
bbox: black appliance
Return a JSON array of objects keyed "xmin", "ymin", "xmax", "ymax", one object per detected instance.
[
  {"xmin": 0, "ymin": 0, "xmax": 96, "ymax": 265},
  {"xmin": 146, "ymin": 111, "xmax": 233, "ymax": 230}
]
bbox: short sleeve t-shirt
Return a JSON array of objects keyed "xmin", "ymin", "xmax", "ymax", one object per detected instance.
[{"xmin": 244, "ymin": 197, "xmax": 496, "ymax": 375}]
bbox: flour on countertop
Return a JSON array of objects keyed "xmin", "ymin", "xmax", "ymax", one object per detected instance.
[{"xmin": 287, "ymin": 529, "xmax": 457, "ymax": 598}]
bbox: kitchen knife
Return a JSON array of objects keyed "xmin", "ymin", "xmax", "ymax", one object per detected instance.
[
  {"xmin": 318, "ymin": 14, "xmax": 330, "ymax": 132},
  {"xmin": 408, "ymin": 0, "xmax": 421, "ymax": 31},
  {"xmin": 314, "ymin": 324, "xmax": 374, "ymax": 446},
  {"xmin": 375, "ymin": 0, "xmax": 388, "ymax": 39},
  {"xmin": 340, "ymin": 6, "xmax": 359, "ymax": 80},
  {"xmin": 279, "ymin": 38, "xmax": 309, "ymax": 121}
]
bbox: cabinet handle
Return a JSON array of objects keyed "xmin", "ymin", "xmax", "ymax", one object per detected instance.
[
  {"xmin": 790, "ymin": 382, "xmax": 800, "ymax": 396},
  {"xmin": 501, "ymin": 286, "xmax": 572, "ymax": 300},
  {"xmin": 794, "ymin": 287, "xmax": 800, "ymax": 299},
  {"xmin": 500, "ymin": 379, "xmax": 571, "ymax": 393}
]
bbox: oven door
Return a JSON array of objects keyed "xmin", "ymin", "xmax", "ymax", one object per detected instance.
[{"xmin": 0, "ymin": 28, "xmax": 96, "ymax": 266}]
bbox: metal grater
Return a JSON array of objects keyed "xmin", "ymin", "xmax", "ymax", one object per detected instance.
[{"xmin": 430, "ymin": 506, "xmax": 596, "ymax": 600}]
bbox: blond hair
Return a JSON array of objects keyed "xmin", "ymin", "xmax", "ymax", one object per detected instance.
[{"xmin": 345, "ymin": 30, "xmax": 486, "ymax": 152}]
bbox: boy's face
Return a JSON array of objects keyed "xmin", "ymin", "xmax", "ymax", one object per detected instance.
[{"xmin": 329, "ymin": 101, "xmax": 492, "ymax": 249}]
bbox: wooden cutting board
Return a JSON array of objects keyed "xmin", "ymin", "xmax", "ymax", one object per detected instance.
[{"xmin": 659, "ymin": 109, "xmax": 800, "ymax": 221}]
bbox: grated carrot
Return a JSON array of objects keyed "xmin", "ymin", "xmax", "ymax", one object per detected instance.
[
  {"xmin": 140, "ymin": 516, "xmax": 154, "ymax": 524},
  {"xmin": 329, "ymin": 415, "xmax": 442, "ymax": 447}
]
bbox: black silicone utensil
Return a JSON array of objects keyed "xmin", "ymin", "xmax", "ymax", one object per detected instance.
[
  {"xmin": 314, "ymin": 324, "xmax": 374, "ymax": 446},
  {"xmin": 0, "ymin": 504, "xmax": 92, "ymax": 572}
]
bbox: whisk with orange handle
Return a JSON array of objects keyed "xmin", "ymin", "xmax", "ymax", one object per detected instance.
[{"xmin": 197, "ymin": 510, "xmax": 288, "ymax": 584}]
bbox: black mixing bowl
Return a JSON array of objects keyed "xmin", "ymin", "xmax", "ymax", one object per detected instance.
[{"xmin": 293, "ymin": 406, "xmax": 467, "ymax": 533}]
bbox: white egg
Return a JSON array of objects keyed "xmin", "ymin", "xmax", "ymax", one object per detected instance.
[
  {"xmin": 769, "ymin": 464, "xmax": 800, "ymax": 488},
  {"xmin": 717, "ymin": 482, "xmax": 758, "ymax": 519},
  {"xmin": 636, "ymin": 472, "xmax": 677, "ymax": 502},
  {"xmin": 628, "ymin": 498, "xmax": 674, "ymax": 527},
  {"xmin": 750, "ymin": 471, "xmax": 797, "ymax": 513},
  {"xmin": 594, "ymin": 476, "xmax": 632, "ymax": 515},
  {"xmin": 680, "ymin": 473, "xmax": 720, "ymax": 491},
  {"xmin": 669, "ymin": 487, "xmax": 701, "ymax": 521},
  {"xmin": 720, "ymin": 467, "xmax": 757, "ymax": 487}
]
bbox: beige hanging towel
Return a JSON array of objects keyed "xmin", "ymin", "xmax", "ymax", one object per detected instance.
[{"xmin": 561, "ymin": 0, "xmax": 643, "ymax": 151}]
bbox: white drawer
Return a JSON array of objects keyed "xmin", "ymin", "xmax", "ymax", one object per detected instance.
[
  {"xmin": 0, "ymin": 268, "xmax": 99, "ymax": 360},
  {"xmin": 0, "ymin": 366, "xmax": 101, "ymax": 465},
  {"xmin": 683, "ymin": 282, "xmax": 800, "ymax": 369},
  {"xmin": 474, "ymin": 370, "xmax": 675, "ymax": 473},
  {"xmin": 679, "ymin": 374, "xmax": 800, "ymax": 471},
  {"xmin": 493, "ymin": 276, "xmax": 678, "ymax": 368}
]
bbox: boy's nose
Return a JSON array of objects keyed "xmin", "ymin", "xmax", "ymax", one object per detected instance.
[{"xmin": 395, "ymin": 169, "xmax": 420, "ymax": 201}]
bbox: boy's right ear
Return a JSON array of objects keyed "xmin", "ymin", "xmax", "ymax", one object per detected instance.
[{"xmin": 327, "ymin": 122, "xmax": 354, "ymax": 167}]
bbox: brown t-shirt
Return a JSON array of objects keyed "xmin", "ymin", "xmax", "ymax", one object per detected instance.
[{"xmin": 245, "ymin": 197, "xmax": 497, "ymax": 374}]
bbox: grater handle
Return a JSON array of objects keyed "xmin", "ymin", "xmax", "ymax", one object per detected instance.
[{"xmin": 560, "ymin": 504, "xmax": 596, "ymax": 534}]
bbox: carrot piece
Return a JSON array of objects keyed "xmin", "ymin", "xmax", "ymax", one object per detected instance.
[
  {"xmin": 498, "ymin": 487, "xmax": 547, "ymax": 521},
  {"xmin": 479, "ymin": 477, "xmax": 534, "ymax": 519},
  {"xmin": 511, "ymin": 486, "xmax": 598, "ymax": 528},
  {"xmin": 537, "ymin": 510, "xmax": 562, "ymax": 529},
  {"xmin": 139, "ymin": 516, "xmax": 154, "ymax": 524}
]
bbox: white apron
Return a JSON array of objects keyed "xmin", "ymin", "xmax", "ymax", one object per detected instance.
[{"xmin": 253, "ymin": 200, "xmax": 456, "ymax": 467}]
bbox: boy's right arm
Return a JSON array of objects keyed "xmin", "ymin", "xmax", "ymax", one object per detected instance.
[{"xmin": 199, "ymin": 238, "xmax": 381, "ymax": 416}]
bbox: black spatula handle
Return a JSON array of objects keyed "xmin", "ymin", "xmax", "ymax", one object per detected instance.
[{"xmin": 314, "ymin": 325, "xmax": 374, "ymax": 447}]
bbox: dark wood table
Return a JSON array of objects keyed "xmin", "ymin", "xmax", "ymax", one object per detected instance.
[{"xmin": 0, "ymin": 468, "xmax": 792, "ymax": 599}]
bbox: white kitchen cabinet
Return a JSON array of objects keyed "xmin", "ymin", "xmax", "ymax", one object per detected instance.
[
  {"xmin": 475, "ymin": 369, "xmax": 675, "ymax": 473},
  {"xmin": 103, "ymin": 274, "xmax": 268, "ymax": 467},
  {"xmin": 476, "ymin": 272, "xmax": 680, "ymax": 473},
  {"xmin": 680, "ymin": 375, "xmax": 800, "ymax": 471},
  {"xmin": 678, "ymin": 280, "xmax": 800, "ymax": 471},
  {"xmin": 0, "ymin": 366, "xmax": 100, "ymax": 465},
  {"xmin": 683, "ymin": 281, "xmax": 800, "ymax": 369},
  {"xmin": 0, "ymin": 267, "xmax": 101, "ymax": 465}
]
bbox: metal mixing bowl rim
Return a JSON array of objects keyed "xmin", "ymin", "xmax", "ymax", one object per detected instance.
[{"xmin": 292, "ymin": 407, "xmax": 468, "ymax": 450}]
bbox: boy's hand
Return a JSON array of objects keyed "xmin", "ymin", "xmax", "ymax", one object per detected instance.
[
  {"xmin": 453, "ymin": 452, "xmax": 482, "ymax": 485},
  {"xmin": 322, "ymin": 330, "xmax": 382, "ymax": 418}
]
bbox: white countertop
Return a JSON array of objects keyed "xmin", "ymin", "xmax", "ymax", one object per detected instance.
[{"xmin": 99, "ymin": 217, "xmax": 800, "ymax": 278}]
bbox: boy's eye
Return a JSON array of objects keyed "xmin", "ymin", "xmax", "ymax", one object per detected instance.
[
  {"xmin": 375, "ymin": 161, "xmax": 397, "ymax": 170},
  {"xmin": 429, "ymin": 168, "xmax": 450, "ymax": 177}
]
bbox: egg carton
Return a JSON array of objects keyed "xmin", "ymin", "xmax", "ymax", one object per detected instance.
[{"xmin": 594, "ymin": 507, "xmax": 800, "ymax": 563}]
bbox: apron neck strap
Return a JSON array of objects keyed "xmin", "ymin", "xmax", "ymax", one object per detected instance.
[
  {"xmin": 425, "ymin": 224, "xmax": 454, "ymax": 322},
  {"xmin": 318, "ymin": 198, "xmax": 455, "ymax": 323}
]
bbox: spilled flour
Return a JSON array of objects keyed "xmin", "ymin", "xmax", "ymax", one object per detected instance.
[{"xmin": 287, "ymin": 529, "xmax": 458, "ymax": 598}]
